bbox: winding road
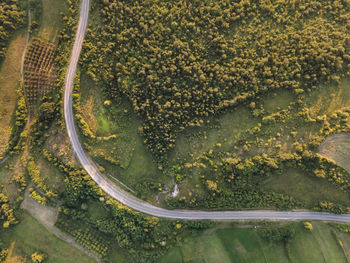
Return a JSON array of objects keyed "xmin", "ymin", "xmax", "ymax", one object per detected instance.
[{"xmin": 64, "ymin": 0, "xmax": 350, "ymax": 223}]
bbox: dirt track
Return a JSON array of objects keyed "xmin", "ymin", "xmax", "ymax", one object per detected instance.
[{"xmin": 21, "ymin": 187, "xmax": 101, "ymax": 263}]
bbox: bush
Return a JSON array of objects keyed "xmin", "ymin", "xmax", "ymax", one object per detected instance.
[
  {"xmin": 31, "ymin": 251, "xmax": 46, "ymax": 263},
  {"xmin": 258, "ymin": 224, "xmax": 296, "ymax": 243}
]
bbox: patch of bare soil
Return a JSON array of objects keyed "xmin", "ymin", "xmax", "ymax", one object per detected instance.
[{"xmin": 318, "ymin": 133, "xmax": 350, "ymax": 172}]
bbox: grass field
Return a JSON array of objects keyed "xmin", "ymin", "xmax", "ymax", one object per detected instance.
[
  {"xmin": 0, "ymin": 212, "xmax": 96, "ymax": 263},
  {"xmin": 159, "ymin": 222, "xmax": 350, "ymax": 263},
  {"xmin": 38, "ymin": 0, "xmax": 66, "ymax": 42},
  {"xmin": 0, "ymin": 30, "xmax": 27, "ymax": 158},
  {"xmin": 159, "ymin": 225, "xmax": 289, "ymax": 263},
  {"xmin": 262, "ymin": 168, "xmax": 350, "ymax": 207},
  {"xmin": 287, "ymin": 222, "xmax": 348, "ymax": 263}
]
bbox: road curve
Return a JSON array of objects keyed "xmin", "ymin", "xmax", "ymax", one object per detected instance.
[{"xmin": 64, "ymin": 0, "xmax": 350, "ymax": 223}]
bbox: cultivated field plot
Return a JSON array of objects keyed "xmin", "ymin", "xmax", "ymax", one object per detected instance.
[
  {"xmin": 23, "ymin": 39, "xmax": 56, "ymax": 112},
  {"xmin": 319, "ymin": 133, "xmax": 350, "ymax": 172}
]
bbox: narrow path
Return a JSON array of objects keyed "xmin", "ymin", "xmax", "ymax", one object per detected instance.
[
  {"xmin": 21, "ymin": 7, "xmax": 31, "ymax": 120},
  {"xmin": 20, "ymin": 187, "xmax": 101, "ymax": 263},
  {"xmin": 63, "ymin": 0, "xmax": 350, "ymax": 222},
  {"xmin": 0, "ymin": 156, "xmax": 8, "ymax": 165}
]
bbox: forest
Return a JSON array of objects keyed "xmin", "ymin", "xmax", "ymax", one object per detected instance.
[{"xmin": 82, "ymin": 0, "xmax": 350, "ymax": 158}]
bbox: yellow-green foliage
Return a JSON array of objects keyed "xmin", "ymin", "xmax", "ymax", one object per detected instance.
[
  {"xmin": 15, "ymin": 85, "xmax": 28, "ymax": 127},
  {"xmin": 303, "ymin": 221, "xmax": 313, "ymax": 230},
  {"xmin": 29, "ymin": 188, "xmax": 47, "ymax": 206},
  {"xmin": 27, "ymin": 158, "xmax": 57, "ymax": 198},
  {"xmin": 31, "ymin": 251, "xmax": 46, "ymax": 263},
  {"xmin": 0, "ymin": 249, "xmax": 8, "ymax": 262},
  {"xmin": 27, "ymin": 159, "xmax": 45, "ymax": 189},
  {"xmin": 12, "ymin": 171, "xmax": 27, "ymax": 192},
  {"xmin": 5, "ymin": 85, "xmax": 28, "ymax": 155},
  {"xmin": 206, "ymin": 180, "xmax": 219, "ymax": 192},
  {"xmin": 0, "ymin": 193, "xmax": 17, "ymax": 228}
]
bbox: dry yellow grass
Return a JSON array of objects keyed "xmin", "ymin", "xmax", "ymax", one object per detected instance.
[
  {"xmin": 4, "ymin": 242, "xmax": 26, "ymax": 263},
  {"xmin": 0, "ymin": 32, "xmax": 26, "ymax": 157},
  {"xmin": 82, "ymin": 96, "xmax": 97, "ymax": 133}
]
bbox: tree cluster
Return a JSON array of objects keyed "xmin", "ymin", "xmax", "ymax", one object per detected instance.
[
  {"xmin": 5, "ymin": 85, "xmax": 28, "ymax": 156},
  {"xmin": 0, "ymin": 192, "xmax": 17, "ymax": 229},
  {"xmin": 0, "ymin": 0, "xmax": 25, "ymax": 61},
  {"xmin": 258, "ymin": 224, "xmax": 296, "ymax": 243}
]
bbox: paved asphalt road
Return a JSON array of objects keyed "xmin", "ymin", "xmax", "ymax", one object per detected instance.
[{"xmin": 63, "ymin": 0, "xmax": 350, "ymax": 223}]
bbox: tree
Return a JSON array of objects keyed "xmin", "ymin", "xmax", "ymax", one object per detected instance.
[
  {"xmin": 31, "ymin": 251, "xmax": 46, "ymax": 263},
  {"xmin": 303, "ymin": 222, "xmax": 313, "ymax": 230}
]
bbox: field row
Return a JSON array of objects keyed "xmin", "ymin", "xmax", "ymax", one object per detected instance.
[{"xmin": 23, "ymin": 39, "xmax": 57, "ymax": 112}]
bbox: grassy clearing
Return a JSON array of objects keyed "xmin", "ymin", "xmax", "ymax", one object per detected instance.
[
  {"xmin": 86, "ymin": 200, "xmax": 110, "ymax": 221},
  {"xmin": 80, "ymin": 73, "xmax": 117, "ymax": 137},
  {"xmin": 169, "ymin": 89, "xmax": 295, "ymax": 162},
  {"xmin": 305, "ymin": 79, "xmax": 350, "ymax": 118},
  {"xmin": 0, "ymin": 155, "xmax": 25, "ymax": 204},
  {"xmin": 80, "ymin": 73, "xmax": 163, "ymax": 190},
  {"xmin": 262, "ymin": 168, "xmax": 350, "ymax": 207},
  {"xmin": 170, "ymin": 106, "xmax": 257, "ymax": 161},
  {"xmin": 38, "ymin": 0, "xmax": 66, "ymax": 42},
  {"xmin": 0, "ymin": 163, "xmax": 15, "ymax": 198},
  {"xmin": 36, "ymin": 157, "xmax": 65, "ymax": 195},
  {"xmin": 260, "ymin": 90, "xmax": 294, "ymax": 115},
  {"xmin": 0, "ymin": 30, "xmax": 26, "ymax": 157},
  {"xmin": 159, "ymin": 222, "xmax": 350, "ymax": 263},
  {"xmin": 0, "ymin": 212, "xmax": 96, "ymax": 263}
]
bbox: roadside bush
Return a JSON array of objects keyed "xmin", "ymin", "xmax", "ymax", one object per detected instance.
[{"xmin": 258, "ymin": 224, "xmax": 296, "ymax": 243}]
